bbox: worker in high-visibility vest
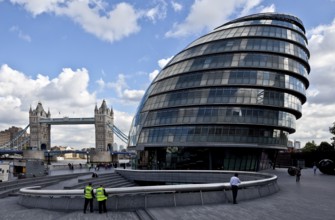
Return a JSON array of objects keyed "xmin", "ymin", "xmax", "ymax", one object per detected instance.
[
  {"xmin": 83, "ymin": 182, "xmax": 94, "ymax": 213},
  {"xmin": 96, "ymin": 184, "xmax": 108, "ymax": 213}
]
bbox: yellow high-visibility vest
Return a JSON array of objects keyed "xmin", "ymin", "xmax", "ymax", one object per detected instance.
[
  {"xmin": 96, "ymin": 187, "xmax": 107, "ymax": 201},
  {"xmin": 84, "ymin": 186, "xmax": 93, "ymax": 199}
]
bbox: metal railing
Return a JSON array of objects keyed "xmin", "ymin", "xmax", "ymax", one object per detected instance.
[{"xmin": 18, "ymin": 170, "xmax": 278, "ymax": 211}]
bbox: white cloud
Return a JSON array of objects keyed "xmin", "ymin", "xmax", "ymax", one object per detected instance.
[
  {"xmin": 113, "ymin": 109, "xmax": 135, "ymax": 140},
  {"xmin": 107, "ymin": 74, "xmax": 145, "ymax": 103},
  {"xmin": 145, "ymin": 1, "xmax": 167, "ymax": 23},
  {"xmin": 165, "ymin": 0, "xmax": 264, "ymax": 38},
  {"xmin": 289, "ymin": 19, "xmax": 335, "ymax": 147},
  {"xmin": 149, "ymin": 70, "xmax": 159, "ymax": 81},
  {"xmin": 10, "ymin": 0, "xmax": 61, "ymax": 16},
  {"xmin": 259, "ymin": 3, "xmax": 275, "ymax": 13},
  {"xmin": 9, "ymin": 25, "xmax": 31, "ymax": 42},
  {"xmin": 238, "ymin": 0, "xmax": 262, "ymax": 17},
  {"xmin": 123, "ymin": 89, "xmax": 145, "ymax": 102},
  {"xmin": 96, "ymin": 78, "xmax": 105, "ymax": 91},
  {"xmin": 0, "ymin": 64, "xmax": 96, "ymax": 112},
  {"xmin": 148, "ymin": 56, "xmax": 174, "ymax": 81},
  {"xmin": 10, "ymin": 0, "xmax": 141, "ymax": 43},
  {"xmin": 306, "ymin": 19, "xmax": 335, "ymax": 105},
  {"xmin": 0, "ymin": 64, "xmax": 136, "ymax": 148},
  {"xmin": 40, "ymin": 68, "xmax": 95, "ymax": 105},
  {"xmin": 0, "ymin": 64, "xmax": 101, "ymax": 148},
  {"xmin": 171, "ymin": 1, "xmax": 183, "ymax": 12},
  {"xmin": 158, "ymin": 56, "xmax": 173, "ymax": 68},
  {"xmin": 107, "ymin": 74, "xmax": 127, "ymax": 97}
]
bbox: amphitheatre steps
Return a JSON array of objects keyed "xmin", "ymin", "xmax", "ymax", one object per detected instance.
[{"xmin": 63, "ymin": 172, "xmax": 137, "ymax": 189}]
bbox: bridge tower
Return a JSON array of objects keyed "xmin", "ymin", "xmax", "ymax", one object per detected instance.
[
  {"xmin": 94, "ymin": 100, "xmax": 114, "ymax": 151},
  {"xmin": 29, "ymin": 102, "xmax": 51, "ymax": 150}
]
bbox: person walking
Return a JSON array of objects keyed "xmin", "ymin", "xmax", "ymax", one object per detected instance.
[
  {"xmin": 96, "ymin": 184, "xmax": 108, "ymax": 214},
  {"xmin": 230, "ymin": 173, "xmax": 241, "ymax": 204},
  {"xmin": 83, "ymin": 183, "xmax": 94, "ymax": 213},
  {"xmin": 313, "ymin": 163, "xmax": 317, "ymax": 175},
  {"xmin": 296, "ymin": 167, "xmax": 302, "ymax": 182}
]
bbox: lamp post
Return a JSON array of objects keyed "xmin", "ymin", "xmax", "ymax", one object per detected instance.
[
  {"xmin": 47, "ymin": 150, "xmax": 51, "ymax": 165},
  {"xmin": 86, "ymin": 151, "xmax": 89, "ymax": 164}
]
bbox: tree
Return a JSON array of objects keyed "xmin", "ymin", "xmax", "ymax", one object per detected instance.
[
  {"xmin": 317, "ymin": 141, "xmax": 335, "ymax": 152},
  {"xmin": 330, "ymin": 122, "xmax": 335, "ymax": 146},
  {"xmin": 302, "ymin": 141, "xmax": 317, "ymax": 152}
]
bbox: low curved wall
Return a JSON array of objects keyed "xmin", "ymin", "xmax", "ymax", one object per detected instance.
[{"xmin": 18, "ymin": 170, "xmax": 279, "ymax": 211}]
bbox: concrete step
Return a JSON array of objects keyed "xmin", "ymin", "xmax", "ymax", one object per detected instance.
[
  {"xmin": 136, "ymin": 209, "xmax": 156, "ymax": 220},
  {"xmin": 64, "ymin": 173, "xmax": 136, "ymax": 189}
]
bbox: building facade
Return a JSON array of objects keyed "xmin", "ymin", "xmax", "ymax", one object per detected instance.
[
  {"xmin": 129, "ymin": 13, "xmax": 310, "ymax": 171},
  {"xmin": 0, "ymin": 126, "xmax": 30, "ymax": 149}
]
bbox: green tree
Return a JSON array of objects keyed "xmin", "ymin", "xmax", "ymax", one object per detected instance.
[
  {"xmin": 302, "ymin": 140, "xmax": 317, "ymax": 152},
  {"xmin": 317, "ymin": 141, "xmax": 335, "ymax": 152},
  {"xmin": 330, "ymin": 122, "xmax": 335, "ymax": 146}
]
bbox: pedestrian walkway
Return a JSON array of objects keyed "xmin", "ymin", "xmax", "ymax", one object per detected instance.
[{"xmin": 0, "ymin": 168, "xmax": 334, "ymax": 219}]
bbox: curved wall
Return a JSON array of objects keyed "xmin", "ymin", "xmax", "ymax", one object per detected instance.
[{"xmin": 129, "ymin": 13, "xmax": 310, "ymax": 171}]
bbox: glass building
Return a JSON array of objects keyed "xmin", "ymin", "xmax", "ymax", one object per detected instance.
[{"xmin": 129, "ymin": 13, "xmax": 310, "ymax": 171}]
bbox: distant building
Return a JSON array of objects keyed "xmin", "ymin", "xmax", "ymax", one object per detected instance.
[
  {"xmin": 0, "ymin": 126, "xmax": 30, "ymax": 149},
  {"xmin": 113, "ymin": 143, "xmax": 118, "ymax": 151},
  {"xmin": 129, "ymin": 13, "xmax": 310, "ymax": 171},
  {"xmin": 294, "ymin": 141, "xmax": 301, "ymax": 149}
]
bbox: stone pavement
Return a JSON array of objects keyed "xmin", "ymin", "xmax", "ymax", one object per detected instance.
[{"xmin": 0, "ymin": 168, "xmax": 334, "ymax": 220}]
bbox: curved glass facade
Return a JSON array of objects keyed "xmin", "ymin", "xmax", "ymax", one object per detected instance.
[{"xmin": 129, "ymin": 13, "xmax": 310, "ymax": 171}]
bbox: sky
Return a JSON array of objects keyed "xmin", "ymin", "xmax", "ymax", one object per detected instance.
[{"xmin": 1, "ymin": 0, "xmax": 335, "ymax": 150}]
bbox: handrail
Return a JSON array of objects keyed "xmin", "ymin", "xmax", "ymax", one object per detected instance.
[{"xmin": 19, "ymin": 174, "xmax": 277, "ymax": 197}]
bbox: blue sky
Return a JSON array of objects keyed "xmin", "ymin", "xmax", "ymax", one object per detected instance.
[{"xmin": 1, "ymin": 0, "xmax": 335, "ymax": 149}]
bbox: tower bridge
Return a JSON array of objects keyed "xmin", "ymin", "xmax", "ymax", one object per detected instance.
[
  {"xmin": 28, "ymin": 100, "xmax": 122, "ymax": 152},
  {"xmin": 0, "ymin": 100, "xmax": 129, "ymax": 163}
]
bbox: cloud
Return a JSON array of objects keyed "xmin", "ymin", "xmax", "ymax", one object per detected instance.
[
  {"xmin": 10, "ymin": 0, "xmax": 61, "ymax": 16},
  {"xmin": 171, "ymin": 1, "xmax": 183, "ymax": 12},
  {"xmin": 113, "ymin": 109, "xmax": 135, "ymax": 141},
  {"xmin": 0, "ymin": 64, "xmax": 136, "ymax": 148},
  {"xmin": 107, "ymin": 74, "xmax": 145, "ymax": 103},
  {"xmin": 165, "ymin": 0, "xmax": 264, "ymax": 38},
  {"xmin": 10, "ymin": 0, "xmax": 141, "ymax": 43},
  {"xmin": 259, "ymin": 3, "xmax": 275, "ymax": 13},
  {"xmin": 123, "ymin": 89, "xmax": 145, "ymax": 102},
  {"xmin": 0, "ymin": 64, "xmax": 101, "ymax": 148},
  {"xmin": 0, "ymin": 64, "xmax": 96, "ymax": 112},
  {"xmin": 107, "ymin": 74, "xmax": 128, "ymax": 97},
  {"xmin": 238, "ymin": 0, "xmax": 263, "ymax": 17},
  {"xmin": 289, "ymin": 19, "xmax": 335, "ymax": 147},
  {"xmin": 96, "ymin": 78, "xmax": 105, "ymax": 91},
  {"xmin": 158, "ymin": 56, "xmax": 174, "ymax": 68},
  {"xmin": 149, "ymin": 70, "xmax": 159, "ymax": 81},
  {"xmin": 145, "ymin": 1, "xmax": 167, "ymax": 23},
  {"xmin": 9, "ymin": 26, "xmax": 31, "ymax": 42},
  {"xmin": 148, "ymin": 56, "xmax": 174, "ymax": 82},
  {"xmin": 306, "ymin": 19, "xmax": 335, "ymax": 105}
]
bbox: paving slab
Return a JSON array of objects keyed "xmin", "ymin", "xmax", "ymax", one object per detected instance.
[
  {"xmin": 0, "ymin": 168, "xmax": 334, "ymax": 220},
  {"xmin": 148, "ymin": 168, "xmax": 335, "ymax": 220}
]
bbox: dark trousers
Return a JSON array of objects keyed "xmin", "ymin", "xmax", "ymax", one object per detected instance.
[
  {"xmin": 98, "ymin": 200, "xmax": 107, "ymax": 213},
  {"xmin": 296, "ymin": 175, "xmax": 300, "ymax": 182},
  {"xmin": 84, "ymin": 198, "xmax": 93, "ymax": 213},
  {"xmin": 231, "ymin": 185, "xmax": 239, "ymax": 203}
]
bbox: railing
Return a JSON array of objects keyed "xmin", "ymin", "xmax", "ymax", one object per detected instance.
[{"xmin": 18, "ymin": 170, "xmax": 279, "ymax": 211}]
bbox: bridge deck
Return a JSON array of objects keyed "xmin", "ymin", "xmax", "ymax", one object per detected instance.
[{"xmin": 40, "ymin": 117, "xmax": 95, "ymax": 125}]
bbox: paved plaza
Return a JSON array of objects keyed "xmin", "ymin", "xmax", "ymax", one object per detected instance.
[{"xmin": 0, "ymin": 168, "xmax": 334, "ymax": 220}]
